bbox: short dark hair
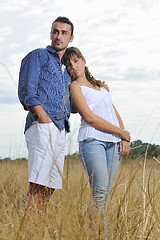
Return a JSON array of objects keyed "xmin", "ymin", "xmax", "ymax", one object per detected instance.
[{"xmin": 52, "ymin": 16, "xmax": 74, "ymax": 36}]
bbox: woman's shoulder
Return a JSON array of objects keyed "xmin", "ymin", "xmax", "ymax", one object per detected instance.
[
  {"xmin": 69, "ymin": 82, "xmax": 82, "ymax": 94},
  {"xmin": 70, "ymin": 81, "xmax": 81, "ymax": 89}
]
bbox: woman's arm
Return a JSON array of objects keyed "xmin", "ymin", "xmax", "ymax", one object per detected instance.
[
  {"xmin": 113, "ymin": 105, "xmax": 130, "ymax": 156},
  {"xmin": 113, "ymin": 105, "xmax": 125, "ymax": 129},
  {"xmin": 69, "ymin": 83, "xmax": 130, "ymax": 142}
]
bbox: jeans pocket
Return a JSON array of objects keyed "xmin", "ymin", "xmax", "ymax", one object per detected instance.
[
  {"xmin": 118, "ymin": 142, "xmax": 122, "ymax": 155},
  {"xmin": 83, "ymin": 138, "xmax": 95, "ymax": 144}
]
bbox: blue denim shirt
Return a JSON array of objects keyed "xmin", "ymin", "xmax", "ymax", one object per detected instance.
[{"xmin": 18, "ymin": 45, "xmax": 71, "ymax": 133}]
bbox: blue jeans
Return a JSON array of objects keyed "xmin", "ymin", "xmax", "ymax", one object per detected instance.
[{"xmin": 79, "ymin": 138, "xmax": 121, "ymax": 214}]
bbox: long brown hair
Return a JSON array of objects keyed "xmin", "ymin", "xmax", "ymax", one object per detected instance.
[{"xmin": 63, "ymin": 47, "xmax": 103, "ymax": 87}]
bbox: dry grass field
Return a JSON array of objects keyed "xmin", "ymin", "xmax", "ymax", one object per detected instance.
[{"xmin": 0, "ymin": 155, "xmax": 160, "ymax": 240}]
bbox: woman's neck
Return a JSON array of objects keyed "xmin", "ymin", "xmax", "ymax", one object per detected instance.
[
  {"xmin": 76, "ymin": 76, "xmax": 88, "ymax": 84},
  {"xmin": 75, "ymin": 77, "xmax": 101, "ymax": 91}
]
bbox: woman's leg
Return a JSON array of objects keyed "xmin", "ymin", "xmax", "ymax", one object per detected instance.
[
  {"xmin": 79, "ymin": 138, "xmax": 109, "ymax": 211},
  {"xmin": 79, "ymin": 140, "xmax": 121, "ymax": 214},
  {"xmin": 105, "ymin": 142, "xmax": 121, "ymax": 195}
]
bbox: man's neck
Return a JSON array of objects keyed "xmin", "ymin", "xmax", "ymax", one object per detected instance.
[{"xmin": 56, "ymin": 49, "xmax": 66, "ymax": 62}]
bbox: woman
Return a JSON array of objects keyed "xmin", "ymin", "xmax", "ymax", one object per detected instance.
[{"xmin": 63, "ymin": 47, "xmax": 130, "ymax": 214}]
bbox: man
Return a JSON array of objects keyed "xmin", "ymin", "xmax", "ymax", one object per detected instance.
[{"xmin": 18, "ymin": 17, "xmax": 74, "ymax": 204}]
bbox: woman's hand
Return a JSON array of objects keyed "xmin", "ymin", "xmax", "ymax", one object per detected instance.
[
  {"xmin": 120, "ymin": 141, "xmax": 130, "ymax": 156},
  {"xmin": 119, "ymin": 129, "xmax": 131, "ymax": 142}
]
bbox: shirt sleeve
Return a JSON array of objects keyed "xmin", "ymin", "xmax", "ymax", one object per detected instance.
[{"xmin": 18, "ymin": 49, "xmax": 42, "ymax": 109}]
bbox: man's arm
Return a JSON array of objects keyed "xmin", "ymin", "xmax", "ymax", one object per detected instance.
[
  {"xmin": 18, "ymin": 50, "xmax": 42, "ymax": 109},
  {"xmin": 29, "ymin": 105, "xmax": 52, "ymax": 123}
]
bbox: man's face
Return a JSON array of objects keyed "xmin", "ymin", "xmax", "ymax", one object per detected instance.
[{"xmin": 50, "ymin": 22, "xmax": 74, "ymax": 53}]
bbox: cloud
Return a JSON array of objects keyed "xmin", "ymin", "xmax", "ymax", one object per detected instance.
[
  {"xmin": 19, "ymin": 6, "xmax": 44, "ymax": 17},
  {"xmin": 27, "ymin": 34, "xmax": 42, "ymax": 42},
  {"xmin": 124, "ymin": 0, "xmax": 160, "ymax": 10},
  {"xmin": 108, "ymin": 79, "xmax": 160, "ymax": 141},
  {"xmin": 0, "ymin": 0, "xmax": 29, "ymax": 12},
  {"xmin": 8, "ymin": 43, "xmax": 21, "ymax": 49},
  {"xmin": 0, "ymin": 90, "xmax": 18, "ymax": 104},
  {"xmin": 0, "ymin": 26, "xmax": 13, "ymax": 42},
  {"xmin": 123, "ymin": 67, "xmax": 160, "ymax": 81},
  {"xmin": 0, "ymin": 104, "xmax": 27, "ymax": 159}
]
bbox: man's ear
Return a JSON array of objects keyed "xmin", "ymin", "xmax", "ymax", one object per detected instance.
[{"xmin": 70, "ymin": 35, "xmax": 74, "ymax": 43}]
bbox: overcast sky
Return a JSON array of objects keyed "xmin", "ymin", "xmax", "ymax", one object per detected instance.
[{"xmin": 0, "ymin": 0, "xmax": 160, "ymax": 159}]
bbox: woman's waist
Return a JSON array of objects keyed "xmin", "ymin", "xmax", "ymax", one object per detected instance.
[{"xmin": 78, "ymin": 126, "xmax": 121, "ymax": 142}]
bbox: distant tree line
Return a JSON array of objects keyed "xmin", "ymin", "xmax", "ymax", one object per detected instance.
[
  {"xmin": 0, "ymin": 157, "xmax": 27, "ymax": 162},
  {"xmin": 129, "ymin": 140, "xmax": 160, "ymax": 159},
  {"xmin": 0, "ymin": 140, "xmax": 159, "ymax": 161}
]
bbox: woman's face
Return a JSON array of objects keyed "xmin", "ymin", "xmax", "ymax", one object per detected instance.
[{"xmin": 66, "ymin": 54, "xmax": 86, "ymax": 79}]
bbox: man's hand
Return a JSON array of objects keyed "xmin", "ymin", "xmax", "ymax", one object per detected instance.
[
  {"xmin": 38, "ymin": 111, "xmax": 52, "ymax": 123},
  {"xmin": 29, "ymin": 105, "xmax": 52, "ymax": 123},
  {"xmin": 102, "ymin": 81, "xmax": 110, "ymax": 92}
]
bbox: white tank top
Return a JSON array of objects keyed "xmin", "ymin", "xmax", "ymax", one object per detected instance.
[{"xmin": 78, "ymin": 85, "xmax": 121, "ymax": 143}]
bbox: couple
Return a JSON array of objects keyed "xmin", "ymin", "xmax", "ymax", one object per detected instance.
[{"xmin": 18, "ymin": 17, "xmax": 130, "ymax": 211}]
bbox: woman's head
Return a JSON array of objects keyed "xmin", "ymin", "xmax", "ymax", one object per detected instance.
[
  {"xmin": 63, "ymin": 47, "xmax": 102, "ymax": 87},
  {"xmin": 63, "ymin": 47, "xmax": 86, "ymax": 80},
  {"xmin": 63, "ymin": 47, "xmax": 85, "ymax": 65}
]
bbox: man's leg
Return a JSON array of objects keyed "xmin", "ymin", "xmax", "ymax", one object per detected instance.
[
  {"xmin": 25, "ymin": 122, "xmax": 65, "ymax": 205},
  {"xmin": 27, "ymin": 183, "xmax": 55, "ymax": 206}
]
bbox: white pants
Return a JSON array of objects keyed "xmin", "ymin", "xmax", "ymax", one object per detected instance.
[{"xmin": 25, "ymin": 122, "xmax": 65, "ymax": 189}]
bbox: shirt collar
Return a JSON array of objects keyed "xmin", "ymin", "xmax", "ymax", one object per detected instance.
[
  {"xmin": 46, "ymin": 45, "xmax": 67, "ymax": 71},
  {"xmin": 46, "ymin": 45, "xmax": 57, "ymax": 55}
]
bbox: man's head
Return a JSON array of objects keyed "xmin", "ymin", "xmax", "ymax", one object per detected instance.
[
  {"xmin": 51, "ymin": 16, "xmax": 74, "ymax": 36},
  {"xmin": 50, "ymin": 16, "xmax": 74, "ymax": 57}
]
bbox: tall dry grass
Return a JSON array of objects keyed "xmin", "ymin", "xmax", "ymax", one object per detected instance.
[{"xmin": 0, "ymin": 155, "xmax": 160, "ymax": 239}]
